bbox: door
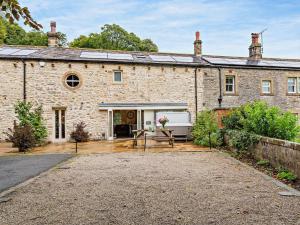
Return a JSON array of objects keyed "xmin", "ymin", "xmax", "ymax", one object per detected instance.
[{"xmin": 54, "ymin": 109, "xmax": 66, "ymax": 142}]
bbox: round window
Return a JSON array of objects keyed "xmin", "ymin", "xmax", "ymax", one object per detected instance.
[{"xmin": 65, "ymin": 74, "xmax": 80, "ymax": 88}]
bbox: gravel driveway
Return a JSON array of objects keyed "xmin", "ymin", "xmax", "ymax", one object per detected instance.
[{"xmin": 0, "ymin": 151, "xmax": 299, "ymax": 225}]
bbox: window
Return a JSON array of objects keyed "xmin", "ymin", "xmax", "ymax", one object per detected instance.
[
  {"xmin": 66, "ymin": 74, "xmax": 80, "ymax": 88},
  {"xmin": 225, "ymin": 76, "xmax": 235, "ymax": 93},
  {"xmin": 114, "ymin": 71, "xmax": 122, "ymax": 82},
  {"xmin": 262, "ymin": 80, "xmax": 271, "ymax": 94},
  {"xmin": 288, "ymin": 77, "xmax": 297, "ymax": 93}
]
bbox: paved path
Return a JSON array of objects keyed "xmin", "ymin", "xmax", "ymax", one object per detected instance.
[
  {"xmin": 0, "ymin": 152, "xmax": 299, "ymax": 225},
  {"xmin": 0, "ymin": 154, "xmax": 73, "ymax": 193}
]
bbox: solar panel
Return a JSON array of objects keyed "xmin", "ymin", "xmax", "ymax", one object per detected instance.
[
  {"xmin": 107, "ymin": 53, "xmax": 133, "ymax": 60},
  {"xmin": 149, "ymin": 55, "xmax": 175, "ymax": 62},
  {"xmin": 203, "ymin": 57, "xmax": 232, "ymax": 64},
  {"xmin": 172, "ymin": 56, "xmax": 194, "ymax": 63},
  {"xmin": 80, "ymin": 52, "xmax": 107, "ymax": 59},
  {"xmin": 11, "ymin": 49, "xmax": 37, "ymax": 56},
  {"xmin": 0, "ymin": 48, "xmax": 20, "ymax": 55}
]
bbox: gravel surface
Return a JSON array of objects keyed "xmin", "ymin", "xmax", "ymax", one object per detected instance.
[{"xmin": 0, "ymin": 151, "xmax": 299, "ymax": 225}]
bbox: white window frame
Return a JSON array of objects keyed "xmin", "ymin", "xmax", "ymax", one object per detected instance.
[
  {"xmin": 287, "ymin": 77, "xmax": 297, "ymax": 94},
  {"xmin": 262, "ymin": 80, "xmax": 271, "ymax": 94},
  {"xmin": 225, "ymin": 75, "xmax": 235, "ymax": 94},
  {"xmin": 113, "ymin": 71, "xmax": 123, "ymax": 83}
]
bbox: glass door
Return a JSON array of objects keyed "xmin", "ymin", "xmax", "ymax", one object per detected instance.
[{"xmin": 54, "ymin": 109, "xmax": 66, "ymax": 142}]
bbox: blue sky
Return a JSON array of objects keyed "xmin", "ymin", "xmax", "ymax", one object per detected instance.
[{"xmin": 20, "ymin": 0, "xmax": 300, "ymax": 58}]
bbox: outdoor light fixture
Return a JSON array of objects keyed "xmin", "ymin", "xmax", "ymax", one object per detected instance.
[{"xmin": 39, "ymin": 61, "xmax": 46, "ymax": 67}]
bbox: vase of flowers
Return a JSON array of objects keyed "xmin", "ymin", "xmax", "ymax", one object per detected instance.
[{"xmin": 158, "ymin": 116, "xmax": 169, "ymax": 129}]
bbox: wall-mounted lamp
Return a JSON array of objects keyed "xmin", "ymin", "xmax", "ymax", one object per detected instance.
[{"xmin": 39, "ymin": 61, "xmax": 46, "ymax": 67}]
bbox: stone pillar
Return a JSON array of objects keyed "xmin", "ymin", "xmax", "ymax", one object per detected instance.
[
  {"xmin": 249, "ymin": 33, "xmax": 262, "ymax": 60},
  {"xmin": 194, "ymin": 31, "xmax": 202, "ymax": 56},
  {"xmin": 47, "ymin": 21, "xmax": 59, "ymax": 47}
]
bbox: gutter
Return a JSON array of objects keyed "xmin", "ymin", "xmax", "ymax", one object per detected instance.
[{"xmin": 21, "ymin": 60, "xmax": 26, "ymax": 102}]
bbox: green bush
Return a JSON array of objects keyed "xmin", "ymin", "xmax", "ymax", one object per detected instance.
[
  {"xmin": 222, "ymin": 101, "xmax": 300, "ymax": 141},
  {"xmin": 277, "ymin": 169, "xmax": 297, "ymax": 182},
  {"xmin": 14, "ymin": 101, "xmax": 47, "ymax": 145},
  {"xmin": 192, "ymin": 110, "xmax": 221, "ymax": 147},
  {"xmin": 226, "ymin": 130, "xmax": 260, "ymax": 154}
]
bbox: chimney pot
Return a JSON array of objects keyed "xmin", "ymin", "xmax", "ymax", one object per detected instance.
[
  {"xmin": 195, "ymin": 31, "xmax": 200, "ymax": 41},
  {"xmin": 50, "ymin": 21, "xmax": 56, "ymax": 33}
]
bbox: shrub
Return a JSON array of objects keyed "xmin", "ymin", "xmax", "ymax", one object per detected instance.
[
  {"xmin": 14, "ymin": 101, "xmax": 47, "ymax": 144},
  {"xmin": 222, "ymin": 106, "xmax": 245, "ymax": 130},
  {"xmin": 5, "ymin": 123, "xmax": 36, "ymax": 152},
  {"xmin": 70, "ymin": 122, "xmax": 90, "ymax": 142},
  {"xmin": 277, "ymin": 169, "xmax": 297, "ymax": 182},
  {"xmin": 192, "ymin": 110, "xmax": 221, "ymax": 147},
  {"xmin": 256, "ymin": 160, "xmax": 270, "ymax": 166},
  {"xmin": 222, "ymin": 101, "xmax": 300, "ymax": 141},
  {"xmin": 226, "ymin": 130, "xmax": 259, "ymax": 155}
]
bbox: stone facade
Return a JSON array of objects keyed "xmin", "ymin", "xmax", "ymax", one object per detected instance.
[
  {"xmin": 202, "ymin": 67, "xmax": 300, "ymax": 113},
  {"xmin": 0, "ymin": 59, "xmax": 200, "ymax": 141},
  {"xmin": 1, "ymin": 56, "xmax": 300, "ymax": 142}
]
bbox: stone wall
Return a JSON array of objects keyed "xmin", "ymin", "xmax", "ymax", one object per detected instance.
[
  {"xmin": 254, "ymin": 137, "xmax": 300, "ymax": 178},
  {"xmin": 0, "ymin": 59, "xmax": 199, "ymax": 141},
  {"xmin": 202, "ymin": 67, "xmax": 300, "ymax": 114}
]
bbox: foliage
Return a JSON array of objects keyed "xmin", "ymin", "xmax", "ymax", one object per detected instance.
[
  {"xmin": 5, "ymin": 122, "xmax": 36, "ymax": 152},
  {"xmin": 277, "ymin": 169, "xmax": 297, "ymax": 182},
  {"xmin": 0, "ymin": 0, "xmax": 42, "ymax": 29},
  {"xmin": 14, "ymin": 101, "xmax": 47, "ymax": 144},
  {"xmin": 226, "ymin": 130, "xmax": 259, "ymax": 155},
  {"xmin": 192, "ymin": 110, "xmax": 221, "ymax": 147},
  {"xmin": 70, "ymin": 24, "xmax": 158, "ymax": 52},
  {"xmin": 0, "ymin": 17, "xmax": 67, "ymax": 46},
  {"xmin": 222, "ymin": 101, "xmax": 300, "ymax": 141},
  {"xmin": 256, "ymin": 159, "xmax": 270, "ymax": 166},
  {"xmin": 70, "ymin": 122, "xmax": 90, "ymax": 142}
]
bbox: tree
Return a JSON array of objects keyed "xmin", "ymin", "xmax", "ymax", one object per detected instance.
[
  {"xmin": 70, "ymin": 24, "xmax": 158, "ymax": 52},
  {"xmin": 14, "ymin": 101, "xmax": 47, "ymax": 145},
  {"xmin": 0, "ymin": 17, "xmax": 67, "ymax": 46},
  {"xmin": 0, "ymin": 0, "xmax": 42, "ymax": 30}
]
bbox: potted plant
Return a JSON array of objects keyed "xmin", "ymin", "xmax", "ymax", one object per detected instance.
[{"xmin": 158, "ymin": 116, "xmax": 169, "ymax": 129}]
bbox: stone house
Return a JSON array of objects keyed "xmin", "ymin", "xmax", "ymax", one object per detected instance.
[{"xmin": 0, "ymin": 22, "xmax": 300, "ymax": 142}]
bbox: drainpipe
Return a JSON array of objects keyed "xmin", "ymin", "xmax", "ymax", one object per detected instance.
[
  {"xmin": 194, "ymin": 67, "xmax": 198, "ymax": 119},
  {"xmin": 22, "ymin": 60, "xmax": 27, "ymax": 102},
  {"xmin": 217, "ymin": 67, "xmax": 222, "ymax": 108}
]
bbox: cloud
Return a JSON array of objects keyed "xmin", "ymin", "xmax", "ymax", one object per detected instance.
[{"xmin": 19, "ymin": 0, "xmax": 300, "ymax": 58}]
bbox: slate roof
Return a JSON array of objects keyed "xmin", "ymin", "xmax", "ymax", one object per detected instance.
[
  {"xmin": 1, "ymin": 45, "xmax": 300, "ymax": 69},
  {"xmin": 0, "ymin": 45, "xmax": 207, "ymax": 66}
]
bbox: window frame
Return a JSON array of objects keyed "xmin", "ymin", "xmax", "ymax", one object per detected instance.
[
  {"xmin": 65, "ymin": 74, "xmax": 80, "ymax": 88},
  {"xmin": 225, "ymin": 75, "xmax": 236, "ymax": 94},
  {"xmin": 287, "ymin": 77, "xmax": 297, "ymax": 94},
  {"xmin": 113, "ymin": 70, "xmax": 123, "ymax": 83},
  {"xmin": 62, "ymin": 71, "xmax": 82, "ymax": 90},
  {"xmin": 261, "ymin": 80, "xmax": 272, "ymax": 95}
]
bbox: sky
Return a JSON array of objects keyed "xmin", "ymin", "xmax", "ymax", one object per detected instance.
[{"xmin": 20, "ymin": 0, "xmax": 300, "ymax": 58}]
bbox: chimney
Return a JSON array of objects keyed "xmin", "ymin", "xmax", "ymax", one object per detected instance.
[
  {"xmin": 47, "ymin": 21, "xmax": 59, "ymax": 47},
  {"xmin": 194, "ymin": 31, "xmax": 202, "ymax": 56},
  {"xmin": 249, "ymin": 33, "xmax": 262, "ymax": 60}
]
